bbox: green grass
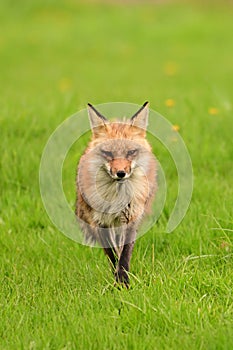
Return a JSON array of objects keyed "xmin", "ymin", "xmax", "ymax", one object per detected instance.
[{"xmin": 0, "ymin": 1, "xmax": 233, "ymax": 349}]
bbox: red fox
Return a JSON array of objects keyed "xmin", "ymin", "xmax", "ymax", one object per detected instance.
[{"xmin": 76, "ymin": 102, "xmax": 157, "ymax": 286}]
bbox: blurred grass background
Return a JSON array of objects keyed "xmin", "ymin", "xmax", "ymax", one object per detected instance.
[{"xmin": 0, "ymin": 0, "xmax": 233, "ymax": 349}]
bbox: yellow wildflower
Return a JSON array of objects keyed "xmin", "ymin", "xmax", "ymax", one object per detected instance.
[
  {"xmin": 172, "ymin": 124, "xmax": 180, "ymax": 132},
  {"xmin": 165, "ymin": 99, "xmax": 175, "ymax": 107},
  {"xmin": 58, "ymin": 78, "xmax": 72, "ymax": 93},
  {"xmin": 208, "ymin": 107, "xmax": 219, "ymax": 115},
  {"xmin": 164, "ymin": 62, "xmax": 178, "ymax": 76}
]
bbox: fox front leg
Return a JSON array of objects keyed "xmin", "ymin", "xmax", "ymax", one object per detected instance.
[
  {"xmin": 97, "ymin": 228, "xmax": 119, "ymax": 270},
  {"xmin": 115, "ymin": 226, "xmax": 136, "ymax": 287},
  {"xmin": 103, "ymin": 247, "xmax": 118, "ymax": 270}
]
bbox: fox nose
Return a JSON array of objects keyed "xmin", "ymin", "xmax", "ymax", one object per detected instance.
[{"xmin": 116, "ymin": 170, "xmax": 126, "ymax": 178}]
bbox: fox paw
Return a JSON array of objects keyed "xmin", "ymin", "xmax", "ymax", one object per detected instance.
[{"xmin": 115, "ymin": 269, "xmax": 130, "ymax": 288}]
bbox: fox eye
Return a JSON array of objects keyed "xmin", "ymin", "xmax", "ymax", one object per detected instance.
[
  {"xmin": 101, "ymin": 150, "xmax": 113, "ymax": 159},
  {"xmin": 127, "ymin": 149, "xmax": 138, "ymax": 157}
]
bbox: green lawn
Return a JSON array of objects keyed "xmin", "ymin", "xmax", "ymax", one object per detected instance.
[{"xmin": 0, "ymin": 1, "xmax": 233, "ymax": 349}]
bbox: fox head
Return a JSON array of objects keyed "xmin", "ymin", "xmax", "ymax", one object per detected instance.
[{"xmin": 86, "ymin": 102, "xmax": 152, "ymax": 181}]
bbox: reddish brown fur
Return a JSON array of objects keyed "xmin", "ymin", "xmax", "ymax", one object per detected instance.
[{"xmin": 110, "ymin": 158, "xmax": 131, "ymax": 175}]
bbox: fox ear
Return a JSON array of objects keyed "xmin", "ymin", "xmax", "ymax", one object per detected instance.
[
  {"xmin": 87, "ymin": 103, "xmax": 108, "ymax": 130},
  {"xmin": 130, "ymin": 101, "xmax": 149, "ymax": 131}
]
